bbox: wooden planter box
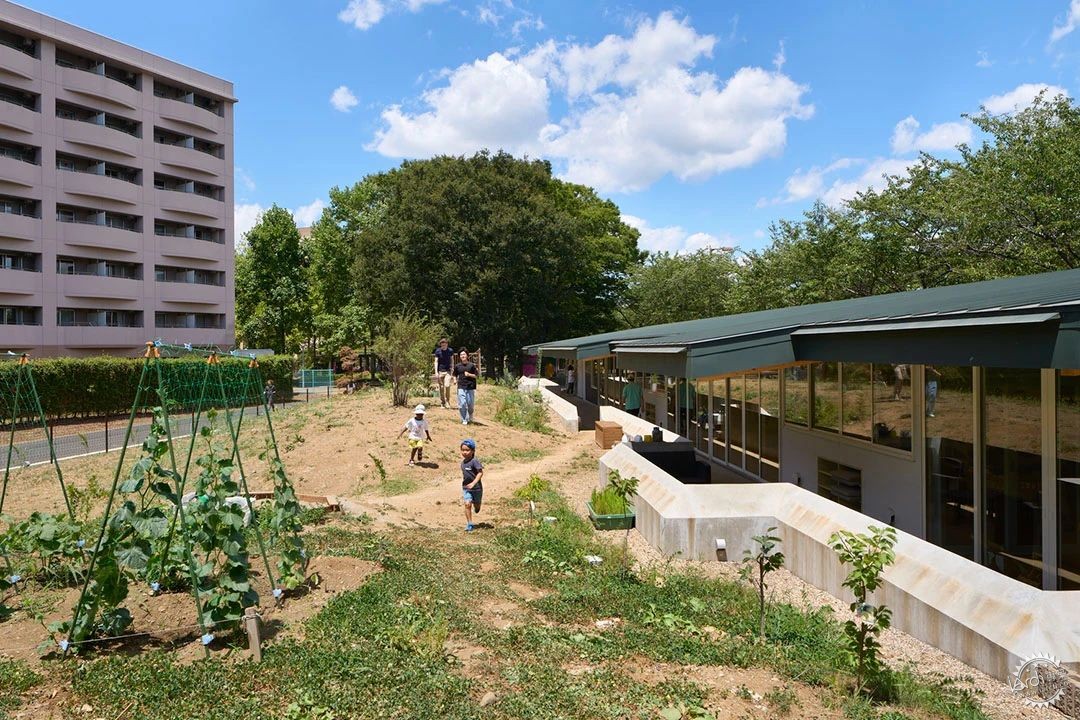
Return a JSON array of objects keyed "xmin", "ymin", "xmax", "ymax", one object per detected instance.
[
  {"xmin": 587, "ymin": 501, "xmax": 635, "ymax": 531},
  {"xmin": 594, "ymin": 420, "xmax": 622, "ymax": 449}
]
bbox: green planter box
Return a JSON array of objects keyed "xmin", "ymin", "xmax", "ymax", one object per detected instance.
[{"xmin": 587, "ymin": 501, "xmax": 635, "ymax": 531}]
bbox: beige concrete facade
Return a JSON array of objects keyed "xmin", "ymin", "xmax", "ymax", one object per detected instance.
[{"xmin": 0, "ymin": 1, "xmax": 235, "ymax": 356}]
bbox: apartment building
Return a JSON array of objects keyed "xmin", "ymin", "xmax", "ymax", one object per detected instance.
[{"xmin": 0, "ymin": 1, "xmax": 235, "ymax": 356}]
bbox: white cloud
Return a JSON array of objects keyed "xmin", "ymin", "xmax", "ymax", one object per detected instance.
[
  {"xmin": 330, "ymin": 85, "xmax": 360, "ymax": 112},
  {"xmin": 821, "ymin": 158, "xmax": 914, "ymax": 206},
  {"xmin": 890, "ymin": 116, "xmax": 971, "ymax": 154},
  {"xmin": 338, "ymin": 0, "xmax": 444, "ymax": 30},
  {"xmin": 369, "ymin": 12, "xmax": 813, "ymax": 193},
  {"xmin": 293, "ymin": 199, "xmax": 327, "ymax": 227},
  {"xmin": 772, "ymin": 40, "xmax": 786, "ymax": 71},
  {"xmin": 235, "ymin": 168, "xmax": 256, "ymax": 194},
  {"xmin": 338, "ymin": 0, "xmax": 386, "ymax": 30},
  {"xmin": 981, "ymin": 82, "xmax": 1069, "ymax": 114},
  {"xmin": 1050, "ymin": 0, "xmax": 1080, "ymax": 43},
  {"xmin": 758, "ymin": 158, "xmax": 856, "ymax": 206},
  {"xmin": 975, "ymin": 50, "xmax": 993, "ymax": 68},
  {"xmin": 234, "ymin": 203, "xmax": 265, "ymax": 249},
  {"xmin": 622, "ymin": 214, "xmax": 734, "ymax": 254}
]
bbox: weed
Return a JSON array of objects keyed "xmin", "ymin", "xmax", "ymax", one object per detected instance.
[
  {"xmin": 764, "ymin": 685, "xmax": 798, "ymax": 715},
  {"xmin": 513, "ymin": 474, "xmax": 552, "ymax": 502},
  {"xmin": 494, "ymin": 388, "xmax": 551, "ymax": 433}
]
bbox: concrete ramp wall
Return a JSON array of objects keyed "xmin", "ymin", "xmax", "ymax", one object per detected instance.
[
  {"xmin": 599, "ymin": 441, "xmax": 1080, "ymax": 682},
  {"xmin": 518, "ymin": 377, "xmax": 580, "ymax": 433}
]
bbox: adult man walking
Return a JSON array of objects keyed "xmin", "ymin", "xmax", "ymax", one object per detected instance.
[
  {"xmin": 433, "ymin": 337, "xmax": 455, "ymax": 409},
  {"xmin": 453, "ymin": 349, "xmax": 479, "ymax": 425}
]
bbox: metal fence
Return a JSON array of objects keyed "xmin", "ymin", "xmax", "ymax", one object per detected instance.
[{"xmin": 4, "ymin": 386, "xmax": 338, "ymax": 468}]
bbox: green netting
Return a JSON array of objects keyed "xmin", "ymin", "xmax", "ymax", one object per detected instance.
[{"xmin": 61, "ymin": 344, "xmax": 308, "ymax": 655}]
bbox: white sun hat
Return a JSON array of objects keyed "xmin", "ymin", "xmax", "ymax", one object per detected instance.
[{"xmin": 414, "ymin": 404, "xmax": 426, "ymax": 414}]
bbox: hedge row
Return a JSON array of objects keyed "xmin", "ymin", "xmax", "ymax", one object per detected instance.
[{"xmin": 0, "ymin": 355, "xmax": 294, "ymax": 421}]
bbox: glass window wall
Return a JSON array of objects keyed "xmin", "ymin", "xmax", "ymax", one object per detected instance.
[
  {"xmin": 983, "ymin": 368, "xmax": 1043, "ymax": 588},
  {"xmin": 926, "ymin": 367, "xmax": 975, "ymax": 560},
  {"xmin": 760, "ymin": 370, "xmax": 780, "ymax": 482},
  {"xmin": 784, "ymin": 365, "xmax": 809, "ymax": 426},
  {"xmin": 728, "ymin": 376, "xmax": 745, "ymax": 467},
  {"xmin": 710, "ymin": 379, "xmax": 727, "ymax": 462},
  {"xmin": 1059, "ymin": 371, "xmax": 1080, "ymax": 589},
  {"xmin": 812, "ymin": 362, "xmax": 840, "ymax": 434},
  {"xmin": 842, "ymin": 363, "xmax": 873, "ymax": 441},
  {"xmin": 873, "ymin": 364, "xmax": 911, "ymax": 450}
]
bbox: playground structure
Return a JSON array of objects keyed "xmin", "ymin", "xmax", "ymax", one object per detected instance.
[{"xmin": 0, "ymin": 343, "xmax": 308, "ymax": 655}]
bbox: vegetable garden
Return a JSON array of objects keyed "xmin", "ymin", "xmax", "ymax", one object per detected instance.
[{"xmin": 0, "ymin": 343, "xmax": 308, "ymax": 658}]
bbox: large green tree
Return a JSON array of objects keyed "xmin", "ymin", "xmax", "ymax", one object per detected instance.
[
  {"xmin": 331, "ymin": 152, "xmax": 640, "ymax": 374},
  {"xmin": 234, "ymin": 205, "xmax": 308, "ymax": 353},
  {"xmin": 624, "ymin": 249, "xmax": 739, "ymax": 326}
]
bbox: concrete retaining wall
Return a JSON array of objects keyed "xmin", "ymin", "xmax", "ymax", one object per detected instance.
[
  {"xmin": 598, "ymin": 441, "xmax": 1080, "ymax": 682},
  {"xmin": 518, "ymin": 377, "xmax": 579, "ymax": 433}
]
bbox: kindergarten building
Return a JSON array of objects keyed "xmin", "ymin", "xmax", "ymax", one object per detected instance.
[{"xmin": 528, "ymin": 268, "xmax": 1080, "ymax": 591}]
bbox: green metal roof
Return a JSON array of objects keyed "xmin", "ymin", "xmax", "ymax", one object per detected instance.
[{"xmin": 529, "ymin": 268, "xmax": 1080, "ymax": 374}]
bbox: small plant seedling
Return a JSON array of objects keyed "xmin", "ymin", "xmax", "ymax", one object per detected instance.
[
  {"xmin": 660, "ymin": 702, "xmax": 715, "ymax": 720},
  {"xmin": 604, "ymin": 469, "xmax": 639, "ymax": 570},
  {"xmin": 828, "ymin": 524, "xmax": 898, "ymax": 695},
  {"xmin": 739, "ymin": 527, "xmax": 784, "ymax": 641}
]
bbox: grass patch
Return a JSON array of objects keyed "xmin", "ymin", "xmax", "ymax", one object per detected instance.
[
  {"xmin": 494, "ymin": 388, "xmax": 551, "ymax": 433},
  {"xmin": 35, "ymin": 488, "xmax": 988, "ymax": 720},
  {"xmin": 0, "ymin": 659, "xmax": 40, "ymax": 715}
]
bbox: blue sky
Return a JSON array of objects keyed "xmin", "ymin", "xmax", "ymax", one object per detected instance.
[{"xmin": 25, "ymin": 0, "xmax": 1080, "ymax": 253}]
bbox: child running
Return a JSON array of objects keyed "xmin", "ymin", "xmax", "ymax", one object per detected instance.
[
  {"xmin": 398, "ymin": 404, "xmax": 433, "ymax": 466},
  {"xmin": 459, "ymin": 438, "xmax": 483, "ymax": 532}
]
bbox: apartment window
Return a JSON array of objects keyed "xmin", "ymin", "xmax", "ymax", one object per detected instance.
[
  {"xmin": 153, "ymin": 80, "xmax": 186, "ymax": 100},
  {"xmin": 156, "ymin": 311, "xmax": 222, "ymax": 329},
  {"xmin": 56, "ymin": 256, "xmax": 141, "ymax": 279},
  {"xmin": 153, "ymin": 126, "xmax": 190, "ymax": 147},
  {"xmin": 56, "ymin": 154, "xmax": 79, "ymax": 172},
  {"xmin": 0, "ymin": 195, "xmax": 38, "ymax": 217},
  {"xmin": 154, "ymin": 265, "xmax": 225, "ymax": 286},
  {"xmin": 57, "ymin": 258, "xmax": 75, "ymax": 275},
  {"xmin": 55, "ymin": 48, "xmax": 100, "ymax": 73},
  {"xmin": 57, "ymin": 308, "xmax": 141, "ymax": 328},
  {"xmin": 0, "ymin": 251, "xmax": 39, "ymax": 272},
  {"xmin": 194, "ymin": 181, "xmax": 223, "ymax": 201},
  {"xmin": 193, "ymin": 137, "xmax": 223, "ymax": 158},
  {"xmin": 0, "ymin": 140, "xmax": 38, "ymax": 164},
  {"xmin": 103, "ymin": 162, "xmax": 139, "ymax": 184},
  {"xmin": 57, "ymin": 101, "xmax": 140, "ymax": 137},
  {"xmin": 0, "ymin": 306, "xmax": 40, "ymax": 326},
  {"xmin": 56, "ymin": 206, "xmax": 77, "ymax": 223},
  {"xmin": 155, "ymin": 219, "xmax": 190, "ymax": 237},
  {"xmin": 0, "ymin": 27, "xmax": 38, "ymax": 57},
  {"xmin": 103, "ymin": 212, "xmax": 139, "ymax": 231},
  {"xmin": 0, "ymin": 82, "xmax": 38, "ymax": 111},
  {"xmin": 154, "ymin": 173, "xmax": 190, "ymax": 192},
  {"xmin": 193, "ymin": 225, "xmax": 223, "ymax": 243}
]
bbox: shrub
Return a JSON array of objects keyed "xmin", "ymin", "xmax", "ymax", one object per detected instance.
[
  {"xmin": 0, "ymin": 355, "xmax": 294, "ymax": 421},
  {"xmin": 494, "ymin": 388, "xmax": 550, "ymax": 433}
]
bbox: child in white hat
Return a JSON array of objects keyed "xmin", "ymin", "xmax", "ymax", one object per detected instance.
[{"xmin": 398, "ymin": 404, "xmax": 433, "ymax": 466}]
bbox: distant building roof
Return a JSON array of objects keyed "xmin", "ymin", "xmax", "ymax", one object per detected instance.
[{"xmin": 298, "ymin": 227, "xmax": 312, "ymax": 240}]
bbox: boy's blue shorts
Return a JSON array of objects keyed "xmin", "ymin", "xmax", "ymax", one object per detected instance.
[{"xmin": 462, "ymin": 488, "xmax": 483, "ymax": 509}]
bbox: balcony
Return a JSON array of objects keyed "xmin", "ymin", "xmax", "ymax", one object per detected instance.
[
  {"xmin": 155, "ymin": 96, "xmax": 225, "ymax": 136},
  {"xmin": 56, "ymin": 221, "xmax": 142, "ymax": 254},
  {"xmin": 57, "ymin": 273, "xmax": 141, "ymax": 301},
  {"xmin": 155, "ymin": 233, "xmax": 228, "ymax": 261},
  {"xmin": 56, "ymin": 325, "xmax": 146, "ymax": 349},
  {"xmin": 0, "ymin": 43, "xmax": 38, "ymax": 82},
  {"xmin": 57, "ymin": 169, "xmax": 141, "ymax": 206},
  {"xmin": 0, "ymin": 101, "xmax": 40, "ymax": 135},
  {"xmin": 58, "ymin": 65, "xmax": 140, "ymax": 112},
  {"xmin": 156, "ymin": 281, "xmax": 229, "ymax": 306},
  {"xmin": 0, "ymin": 267, "xmax": 42, "ymax": 295},
  {"xmin": 0, "ymin": 212, "xmax": 40, "ymax": 242},
  {"xmin": 157, "ymin": 189, "xmax": 222, "ymax": 220},
  {"xmin": 0, "ymin": 154, "xmax": 40, "ymax": 189},
  {"xmin": 59, "ymin": 117, "xmax": 140, "ymax": 158},
  {"xmin": 0, "ymin": 323, "xmax": 44, "ymax": 348},
  {"xmin": 155, "ymin": 142, "xmax": 224, "ymax": 178},
  {"xmin": 151, "ymin": 324, "xmax": 233, "ymax": 348}
]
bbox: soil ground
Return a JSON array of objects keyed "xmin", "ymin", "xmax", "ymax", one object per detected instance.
[{"xmin": 0, "ymin": 385, "xmax": 1065, "ymax": 719}]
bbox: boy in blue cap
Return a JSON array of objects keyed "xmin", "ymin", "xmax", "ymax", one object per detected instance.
[{"xmin": 460, "ymin": 438, "xmax": 483, "ymax": 531}]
